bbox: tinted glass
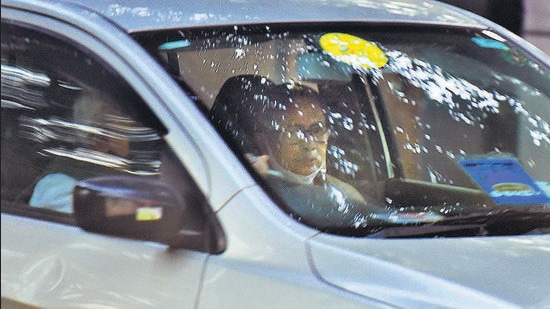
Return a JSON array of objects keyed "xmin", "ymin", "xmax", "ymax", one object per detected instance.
[{"xmin": 1, "ymin": 22, "xmax": 164, "ymax": 216}]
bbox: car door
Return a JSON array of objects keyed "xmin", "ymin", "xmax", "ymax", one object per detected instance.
[{"xmin": 0, "ymin": 6, "xmax": 222, "ymax": 308}]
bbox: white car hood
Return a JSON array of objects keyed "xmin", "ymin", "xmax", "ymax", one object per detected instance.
[{"xmin": 308, "ymin": 234, "xmax": 550, "ymax": 308}]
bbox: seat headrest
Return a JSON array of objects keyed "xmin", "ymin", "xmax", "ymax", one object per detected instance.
[{"xmin": 210, "ymin": 75, "xmax": 274, "ymax": 153}]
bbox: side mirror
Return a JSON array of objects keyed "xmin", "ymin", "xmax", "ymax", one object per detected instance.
[
  {"xmin": 73, "ymin": 176, "xmax": 225, "ymax": 253},
  {"xmin": 296, "ymin": 52, "xmax": 355, "ymax": 82}
]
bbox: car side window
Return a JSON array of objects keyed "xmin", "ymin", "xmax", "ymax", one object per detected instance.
[{"xmin": 1, "ymin": 22, "xmax": 165, "ymax": 216}]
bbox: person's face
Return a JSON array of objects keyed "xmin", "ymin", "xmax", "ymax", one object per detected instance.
[{"xmin": 273, "ymin": 98, "xmax": 329, "ymax": 176}]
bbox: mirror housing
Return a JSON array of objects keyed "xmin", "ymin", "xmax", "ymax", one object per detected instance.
[
  {"xmin": 297, "ymin": 52, "xmax": 355, "ymax": 82},
  {"xmin": 73, "ymin": 176, "xmax": 225, "ymax": 253}
]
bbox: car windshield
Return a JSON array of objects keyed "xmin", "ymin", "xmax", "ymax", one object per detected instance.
[{"xmin": 134, "ymin": 24, "xmax": 550, "ymax": 237}]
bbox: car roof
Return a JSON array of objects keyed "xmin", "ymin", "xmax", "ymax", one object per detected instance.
[{"xmin": 48, "ymin": 0, "xmax": 487, "ymax": 33}]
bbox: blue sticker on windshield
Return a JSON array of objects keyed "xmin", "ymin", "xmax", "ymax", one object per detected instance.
[
  {"xmin": 459, "ymin": 158, "xmax": 549, "ymax": 205},
  {"xmin": 472, "ymin": 38, "xmax": 510, "ymax": 51}
]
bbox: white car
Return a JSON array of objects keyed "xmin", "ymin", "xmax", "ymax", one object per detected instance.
[{"xmin": 2, "ymin": 0, "xmax": 549, "ymax": 308}]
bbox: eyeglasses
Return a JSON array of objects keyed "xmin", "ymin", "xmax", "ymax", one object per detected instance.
[{"xmin": 278, "ymin": 122, "xmax": 330, "ymax": 144}]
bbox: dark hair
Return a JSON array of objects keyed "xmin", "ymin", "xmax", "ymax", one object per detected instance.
[{"xmin": 210, "ymin": 75, "xmax": 326, "ymax": 153}]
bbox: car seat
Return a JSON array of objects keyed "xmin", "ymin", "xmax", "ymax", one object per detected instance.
[{"xmin": 210, "ymin": 74, "xmax": 275, "ymax": 154}]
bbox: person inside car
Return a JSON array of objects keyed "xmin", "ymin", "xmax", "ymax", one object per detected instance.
[
  {"xmin": 242, "ymin": 83, "xmax": 382, "ymax": 228},
  {"xmin": 29, "ymin": 93, "xmax": 131, "ymax": 213}
]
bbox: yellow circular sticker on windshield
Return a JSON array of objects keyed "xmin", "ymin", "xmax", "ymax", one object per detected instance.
[{"xmin": 319, "ymin": 33, "xmax": 388, "ymax": 69}]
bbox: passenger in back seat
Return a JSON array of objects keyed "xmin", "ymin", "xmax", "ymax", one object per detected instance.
[{"xmin": 29, "ymin": 93, "xmax": 130, "ymax": 213}]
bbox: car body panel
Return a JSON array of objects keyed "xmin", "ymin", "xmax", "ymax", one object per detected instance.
[
  {"xmin": 1, "ymin": 214, "xmax": 207, "ymax": 308},
  {"xmin": 309, "ymin": 233, "xmax": 550, "ymax": 308},
  {"xmin": 2, "ymin": 0, "xmax": 550, "ymax": 308},
  {"xmin": 197, "ymin": 186, "xmax": 386, "ymax": 308},
  {"xmin": 47, "ymin": 0, "xmax": 485, "ymax": 33}
]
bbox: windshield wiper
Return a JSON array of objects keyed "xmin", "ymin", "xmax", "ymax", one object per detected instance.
[{"xmin": 366, "ymin": 208, "xmax": 550, "ymax": 238}]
